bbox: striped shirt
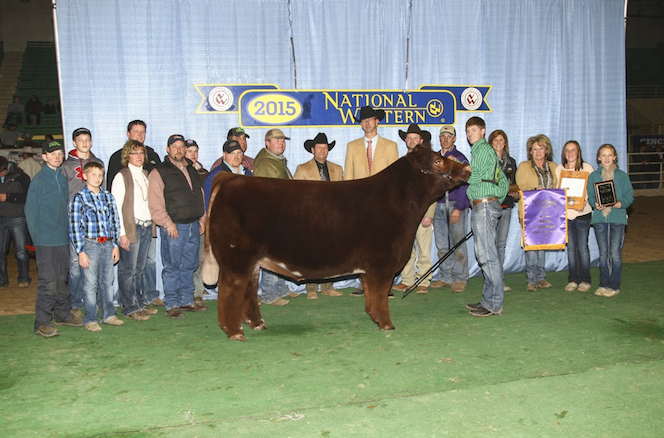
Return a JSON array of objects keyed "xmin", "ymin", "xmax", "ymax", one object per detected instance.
[
  {"xmin": 466, "ymin": 138, "xmax": 508, "ymax": 202},
  {"xmin": 69, "ymin": 186, "xmax": 121, "ymax": 254}
]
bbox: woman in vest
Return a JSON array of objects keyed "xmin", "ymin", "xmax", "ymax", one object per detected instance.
[{"xmin": 111, "ymin": 140, "xmax": 158, "ymax": 321}]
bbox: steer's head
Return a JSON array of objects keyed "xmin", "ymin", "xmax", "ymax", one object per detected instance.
[{"xmin": 408, "ymin": 144, "xmax": 471, "ymax": 188}]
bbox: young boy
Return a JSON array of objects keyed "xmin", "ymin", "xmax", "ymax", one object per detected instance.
[
  {"xmin": 69, "ymin": 162, "xmax": 122, "ymax": 332},
  {"xmin": 62, "ymin": 128, "xmax": 105, "ymax": 316},
  {"xmin": 463, "ymin": 117, "xmax": 508, "ymax": 318},
  {"xmin": 25, "ymin": 141, "xmax": 82, "ymax": 337}
]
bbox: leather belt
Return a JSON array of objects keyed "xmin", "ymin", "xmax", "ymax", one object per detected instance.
[{"xmin": 472, "ymin": 196, "xmax": 498, "ymax": 205}]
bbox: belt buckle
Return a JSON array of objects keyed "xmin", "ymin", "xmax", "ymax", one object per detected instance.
[{"xmin": 97, "ymin": 237, "xmax": 107, "ymax": 243}]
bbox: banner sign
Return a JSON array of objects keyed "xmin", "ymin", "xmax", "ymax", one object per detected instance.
[
  {"xmin": 520, "ymin": 189, "xmax": 568, "ymax": 251},
  {"xmin": 194, "ymin": 84, "xmax": 491, "ymax": 128},
  {"xmin": 630, "ymin": 134, "xmax": 664, "ymax": 150}
]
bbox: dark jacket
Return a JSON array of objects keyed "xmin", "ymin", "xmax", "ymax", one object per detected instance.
[{"xmin": 0, "ymin": 164, "xmax": 30, "ymax": 218}]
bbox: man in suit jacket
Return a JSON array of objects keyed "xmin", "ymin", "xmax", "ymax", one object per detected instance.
[
  {"xmin": 343, "ymin": 106, "xmax": 399, "ymax": 181},
  {"xmin": 293, "ymin": 133, "xmax": 344, "ymax": 300},
  {"xmin": 344, "ymin": 106, "xmax": 399, "ymax": 297}
]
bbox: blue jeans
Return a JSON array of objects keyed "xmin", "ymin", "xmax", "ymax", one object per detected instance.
[
  {"xmin": 433, "ymin": 201, "xmax": 469, "ymax": 284},
  {"xmin": 79, "ymin": 240, "xmax": 117, "ymax": 325},
  {"xmin": 495, "ymin": 207, "xmax": 512, "ymax": 269},
  {"xmin": 141, "ymin": 236, "xmax": 160, "ymax": 305},
  {"xmin": 193, "ymin": 233, "xmax": 206, "ymax": 298},
  {"xmin": 567, "ymin": 215, "xmax": 591, "ymax": 284},
  {"xmin": 260, "ymin": 269, "xmax": 291, "ymax": 303},
  {"xmin": 593, "ymin": 222, "xmax": 625, "ymax": 290},
  {"xmin": 525, "ymin": 250, "xmax": 547, "ymax": 285},
  {"xmin": 68, "ymin": 242, "xmax": 84, "ymax": 309},
  {"xmin": 119, "ymin": 224, "xmax": 151, "ymax": 316},
  {"xmin": 0, "ymin": 216, "xmax": 31, "ymax": 286},
  {"xmin": 160, "ymin": 223, "xmax": 199, "ymax": 311},
  {"xmin": 471, "ymin": 200, "xmax": 503, "ymax": 313}
]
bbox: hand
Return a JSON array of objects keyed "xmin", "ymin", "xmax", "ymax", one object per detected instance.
[
  {"xmin": 0, "ymin": 193, "xmax": 6, "ymax": 202},
  {"xmin": 450, "ymin": 209, "xmax": 461, "ymax": 224},
  {"xmin": 119, "ymin": 235, "xmax": 130, "ymax": 251},
  {"xmin": 614, "ymin": 201, "xmax": 622, "ymax": 209},
  {"xmin": 421, "ymin": 217, "xmax": 433, "ymax": 228},
  {"xmin": 595, "ymin": 202, "xmax": 606, "ymax": 211},
  {"xmin": 112, "ymin": 247, "xmax": 120, "ymax": 264},
  {"xmin": 166, "ymin": 223, "xmax": 178, "ymax": 239},
  {"xmin": 78, "ymin": 252, "xmax": 90, "ymax": 269},
  {"xmin": 199, "ymin": 217, "xmax": 206, "ymax": 235}
]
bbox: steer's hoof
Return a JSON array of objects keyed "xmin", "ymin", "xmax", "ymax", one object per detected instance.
[
  {"xmin": 229, "ymin": 333, "xmax": 246, "ymax": 342},
  {"xmin": 380, "ymin": 323, "xmax": 396, "ymax": 331},
  {"xmin": 252, "ymin": 320, "xmax": 267, "ymax": 331}
]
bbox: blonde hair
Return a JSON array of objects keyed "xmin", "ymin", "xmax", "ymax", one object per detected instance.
[
  {"xmin": 120, "ymin": 140, "xmax": 146, "ymax": 167},
  {"xmin": 596, "ymin": 143, "xmax": 618, "ymax": 166},
  {"xmin": 526, "ymin": 134, "xmax": 553, "ymax": 161}
]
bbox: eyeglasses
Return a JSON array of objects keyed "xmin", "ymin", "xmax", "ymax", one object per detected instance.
[{"xmin": 129, "ymin": 152, "xmax": 144, "ymax": 156}]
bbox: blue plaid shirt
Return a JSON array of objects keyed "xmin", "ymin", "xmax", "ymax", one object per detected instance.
[{"xmin": 68, "ymin": 186, "xmax": 121, "ymax": 254}]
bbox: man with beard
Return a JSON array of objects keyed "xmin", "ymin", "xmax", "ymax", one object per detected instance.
[{"xmin": 148, "ymin": 135, "xmax": 207, "ymax": 319}]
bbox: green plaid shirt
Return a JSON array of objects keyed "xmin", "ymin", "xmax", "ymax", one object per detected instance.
[{"xmin": 466, "ymin": 138, "xmax": 508, "ymax": 202}]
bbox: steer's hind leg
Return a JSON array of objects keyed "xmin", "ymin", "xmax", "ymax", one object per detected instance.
[
  {"xmin": 361, "ymin": 273, "xmax": 395, "ymax": 331},
  {"xmin": 217, "ymin": 272, "xmax": 248, "ymax": 341},
  {"xmin": 242, "ymin": 267, "xmax": 266, "ymax": 331}
]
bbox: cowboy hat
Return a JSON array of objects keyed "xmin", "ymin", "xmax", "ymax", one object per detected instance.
[
  {"xmin": 398, "ymin": 124, "xmax": 432, "ymax": 143},
  {"xmin": 304, "ymin": 133, "xmax": 336, "ymax": 153},
  {"xmin": 354, "ymin": 106, "xmax": 386, "ymax": 123}
]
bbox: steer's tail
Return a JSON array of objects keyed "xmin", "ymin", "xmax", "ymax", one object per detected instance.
[{"xmin": 201, "ymin": 184, "xmax": 220, "ymax": 288}]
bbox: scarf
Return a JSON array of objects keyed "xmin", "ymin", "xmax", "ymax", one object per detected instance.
[{"xmin": 533, "ymin": 161, "xmax": 554, "ymax": 189}]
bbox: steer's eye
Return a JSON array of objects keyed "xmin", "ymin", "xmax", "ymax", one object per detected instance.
[{"xmin": 434, "ymin": 160, "xmax": 441, "ymax": 165}]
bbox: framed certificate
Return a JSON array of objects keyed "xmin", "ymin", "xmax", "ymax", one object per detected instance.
[
  {"xmin": 558, "ymin": 170, "xmax": 589, "ymax": 211},
  {"xmin": 594, "ymin": 180, "xmax": 617, "ymax": 207}
]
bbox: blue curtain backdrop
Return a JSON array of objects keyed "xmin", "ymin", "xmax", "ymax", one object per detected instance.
[{"xmin": 55, "ymin": 0, "xmax": 626, "ymax": 285}]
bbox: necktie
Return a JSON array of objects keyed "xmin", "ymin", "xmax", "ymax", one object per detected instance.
[
  {"xmin": 319, "ymin": 164, "xmax": 327, "ymax": 181},
  {"xmin": 367, "ymin": 139, "xmax": 373, "ymax": 174}
]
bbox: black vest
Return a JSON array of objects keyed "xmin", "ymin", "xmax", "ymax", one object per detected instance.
[{"xmin": 155, "ymin": 159, "xmax": 205, "ymax": 224}]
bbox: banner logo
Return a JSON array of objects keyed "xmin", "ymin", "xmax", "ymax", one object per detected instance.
[
  {"xmin": 208, "ymin": 87, "xmax": 234, "ymax": 112},
  {"xmin": 194, "ymin": 84, "xmax": 491, "ymax": 128}
]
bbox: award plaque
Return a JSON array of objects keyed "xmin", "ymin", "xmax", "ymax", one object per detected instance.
[
  {"xmin": 594, "ymin": 180, "xmax": 617, "ymax": 207},
  {"xmin": 558, "ymin": 170, "xmax": 589, "ymax": 211}
]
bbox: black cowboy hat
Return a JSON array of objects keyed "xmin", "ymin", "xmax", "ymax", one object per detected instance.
[
  {"xmin": 353, "ymin": 105, "xmax": 386, "ymax": 123},
  {"xmin": 398, "ymin": 124, "xmax": 432, "ymax": 143},
  {"xmin": 304, "ymin": 132, "xmax": 336, "ymax": 153}
]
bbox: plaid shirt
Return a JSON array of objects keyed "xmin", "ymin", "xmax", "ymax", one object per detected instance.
[{"xmin": 68, "ymin": 186, "xmax": 121, "ymax": 254}]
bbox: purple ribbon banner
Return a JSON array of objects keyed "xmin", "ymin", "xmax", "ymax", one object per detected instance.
[{"xmin": 520, "ymin": 189, "xmax": 568, "ymax": 250}]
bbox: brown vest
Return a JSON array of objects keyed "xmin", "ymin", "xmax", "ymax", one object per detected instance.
[{"xmin": 120, "ymin": 167, "xmax": 156, "ymax": 243}]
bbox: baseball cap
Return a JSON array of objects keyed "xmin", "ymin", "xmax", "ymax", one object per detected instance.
[
  {"xmin": 264, "ymin": 129, "xmax": 290, "ymax": 141},
  {"xmin": 227, "ymin": 127, "xmax": 250, "ymax": 139},
  {"xmin": 185, "ymin": 139, "xmax": 199, "ymax": 148},
  {"xmin": 72, "ymin": 127, "xmax": 92, "ymax": 140},
  {"xmin": 167, "ymin": 134, "xmax": 185, "ymax": 146},
  {"xmin": 42, "ymin": 141, "xmax": 65, "ymax": 154},
  {"xmin": 223, "ymin": 140, "xmax": 243, "ymax": 154},
  {"xmin": 439, "ymin": 125, "xmax": 456, "ymax": 136}
]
